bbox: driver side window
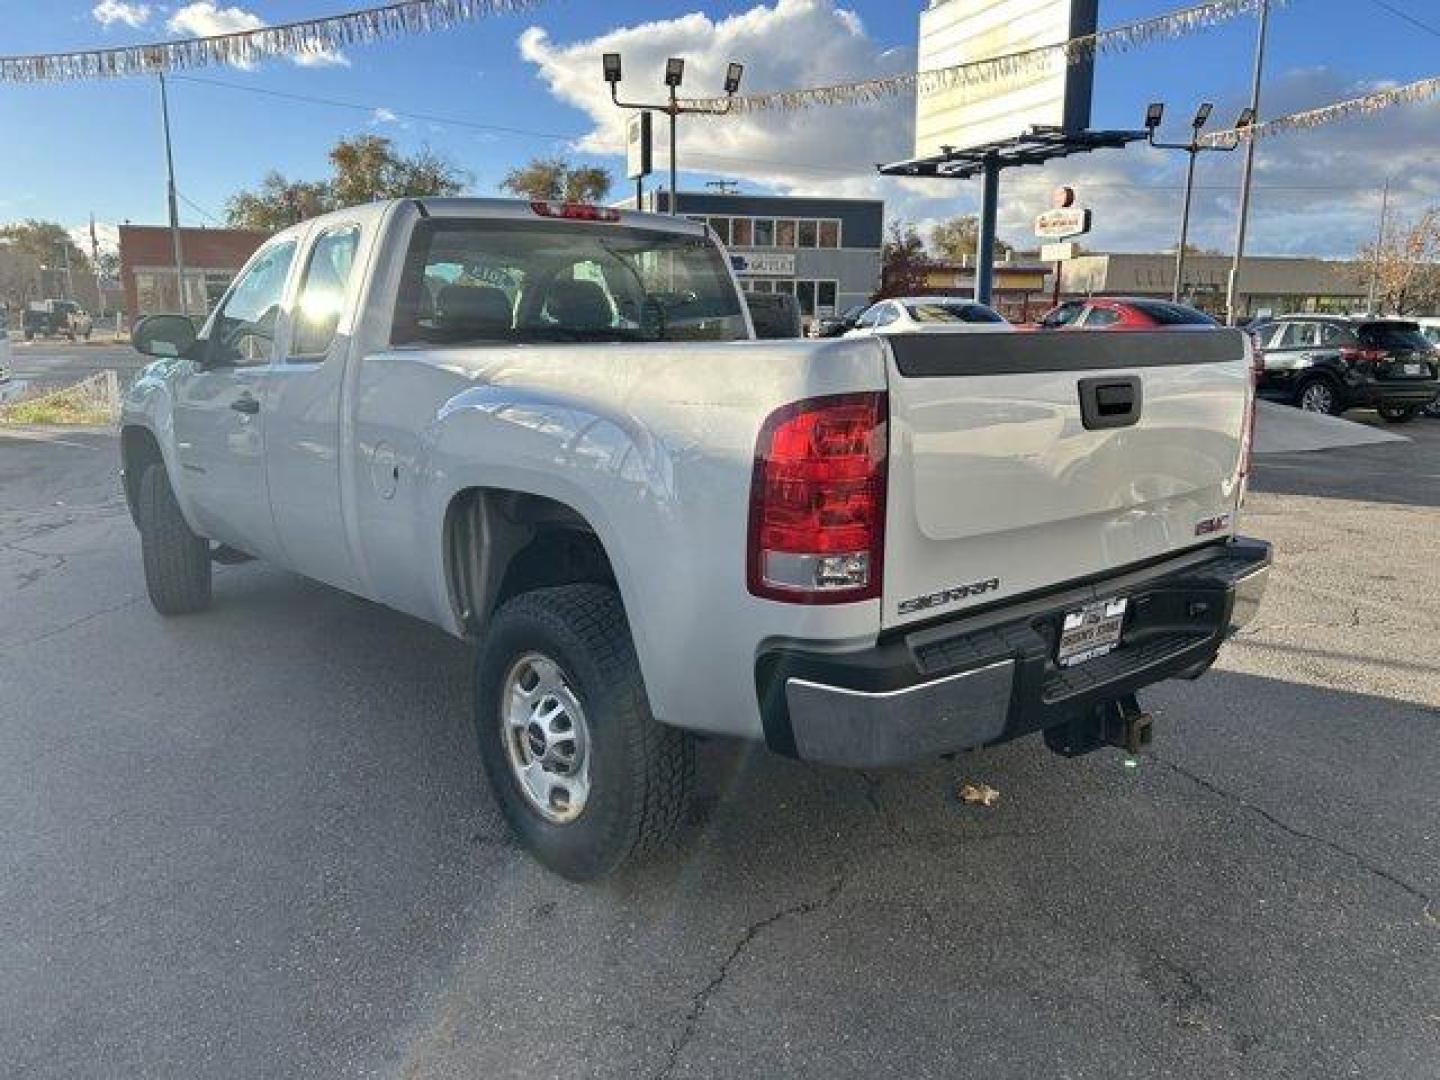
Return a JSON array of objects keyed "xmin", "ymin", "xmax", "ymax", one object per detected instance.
[{"xmin": 209, "ymin": 240, "xmax": 297, "ymax": 367}]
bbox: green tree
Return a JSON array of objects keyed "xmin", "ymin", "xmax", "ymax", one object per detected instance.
[
  {"xmin": 930, "ymin": 215, "xmax": 1013, "ymax": 263},
  {"xmin": 224, "ymin": 136, "xmax": 467, "ymax": 230},
  {"xmin": 878, "ymin": 220, "xmax": 929, "ymax": 298},
  {"xmin": 0, "ymin": 219, "xmax": 93, "ymax": 276},
  {"xmin": 226, "ymin": 172, "xmax": 337, "ymax": 231},
  {"xmin": 500, "ymin": 157, "xmax": 613, "ymax": 203}
]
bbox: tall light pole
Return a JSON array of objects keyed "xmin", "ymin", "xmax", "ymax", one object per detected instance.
[
  {"xmin": 158, "ymin": 72, "xmax": 188, "ymax": 317},
  {"xmin": 1145, "ymin": 101, "xmax": 1252, "ymax": 304},
  {"xmin": 604, "ymin": 54, "xmax": 744, "ymax": 215},
  {"xmin": 1366, "ymin": 177, "xmax": 1390, "ymax": 314},
  {"xmin": 1225, "ymin": 0, "xmax": 1271, "ymax": 325}
]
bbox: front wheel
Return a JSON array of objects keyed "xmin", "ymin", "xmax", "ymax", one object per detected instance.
[
  {"xmin": 1295, "ymin": 377, "xmax": 1342, "ymax": 415},
  {"xmin": 474, "ymin": 584, "xmax": 695, "ymax": 881},
  {"xmin": 1423, "ymin": 397, "xmax": 1440, "ymax": 419},
  {"xmin": 137, "ymin": 463, "xmax": 212, "ymax": 615}
]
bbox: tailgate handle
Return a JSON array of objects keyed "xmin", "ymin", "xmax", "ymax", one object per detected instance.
[{"xmin": 1078, "ymin": 376, "xmax": 1142, "ymax": 430}]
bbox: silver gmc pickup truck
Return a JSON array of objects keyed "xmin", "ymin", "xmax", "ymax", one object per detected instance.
[{"xmin": 120, "ymin": 198, "xmax": 1270, "ymax": 879}]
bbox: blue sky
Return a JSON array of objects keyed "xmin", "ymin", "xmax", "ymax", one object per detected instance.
[{"xmin": 1, "ymin": 0, "xmax": 1436, "ymax": 257}]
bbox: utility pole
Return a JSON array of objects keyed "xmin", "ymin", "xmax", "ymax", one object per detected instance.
[
  {"xmin": 1225, "ymin": 0, "xmax": 1270, "ymax": 325},
  {"xmin": 1366, "ymin": 178, "xmax": 1390, "ymax": 314},
  {"xmin": 90, "ymin": 214, "xmax": 105, "ymax": 317},
  {"xmin": 159, "ymin": 72, "xmax": 188, "ymax": 317}
]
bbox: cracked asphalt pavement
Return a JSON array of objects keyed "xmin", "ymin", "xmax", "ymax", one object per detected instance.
[{"xmin": 2, "ymin": 416, "xmax": 1438, "ymax": 1080}]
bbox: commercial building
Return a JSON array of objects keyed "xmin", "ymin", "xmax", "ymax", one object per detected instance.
[
  {"xmin": 882, "ymin": 256, "xmax": 1052, "ymax": 321},
  {"xmin": 1057, "ymin": 253, "xmax": 1370, "ymax": 319},
  {"xmin": 630, "ymin": 191, "xmax": 884, "ymax": 323},
  {"xmin": 119, "ymin": 225, "xmax": 271, "ymax": 322}
]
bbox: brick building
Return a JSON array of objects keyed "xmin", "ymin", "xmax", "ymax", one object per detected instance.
[{"xmin": 119, "ymin": 225, "xmax": 271, "ymax": 322}]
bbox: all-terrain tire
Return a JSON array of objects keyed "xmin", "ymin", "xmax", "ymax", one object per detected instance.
[
  {"xmin": 137, "ymin": 463, "xmax": 212, "ymax": 615},
  {"xmin": 474, "ymin": 584, "xmax": 694, "ymax": 881}
]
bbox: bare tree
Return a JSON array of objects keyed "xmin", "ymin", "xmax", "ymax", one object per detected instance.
[{"xmin": 1356, "ymin": 207, "xmax": 1440, "ymax": 315}]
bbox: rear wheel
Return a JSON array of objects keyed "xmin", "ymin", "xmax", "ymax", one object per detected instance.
[
  {"xmin": 137, "ymin": 463, "xmax": 212, "ymax": 615},
  {"xmin": 474, "ymin": 584, "xmax": 694, "ymax": 881},
  {"xmin": 1295, "ymin": 377, "xmax": 1342, "ymax": 415},
  {"xmin": 1377, "ymin": 404, "xmax": 1420, "ymax": 423},
  {"xmin": 1423, "ymin": 397, "xmax": 1440, "ymax": 419}
]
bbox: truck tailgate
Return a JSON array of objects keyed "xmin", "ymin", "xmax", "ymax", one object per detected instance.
[{"xmin": 882, "ymin": 330, "xmax": 1252, "ymax": 629}]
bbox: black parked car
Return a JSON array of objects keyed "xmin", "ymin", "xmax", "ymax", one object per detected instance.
[
  {"xmin": 808, "ymin": 303, "xmax": 866, "ymax": 338},
  {"xmin": 1251, "ymin": 315, "xmax": 1440, "ymax": 423}
]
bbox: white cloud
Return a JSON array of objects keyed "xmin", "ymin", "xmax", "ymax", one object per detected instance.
[
  {"xmin": 167, "ymin": 2, "xmax": 349, "ymax": 69},
  {"xmin": 92, "ymin": 1, "xmax": 151, "ymax": 28},
  {"xmin": 167, "ymin": 2, "xmax": 264, "ymax": 37},
  {"xmin": 518, "ymin": 0, "xmax": 912, "ymax": 189},
  {"xmin": 371, "ymin": 107, "xmax": 401, "ymax": 125},
  {"xmin": 519, "ymin": 0, "xmax": 1436, "ymax": 259}
]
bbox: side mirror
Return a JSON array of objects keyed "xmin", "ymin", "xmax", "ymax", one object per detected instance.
[{"xmin": 132, "ymin": 314, "xmax": 197, "ymax": 359}]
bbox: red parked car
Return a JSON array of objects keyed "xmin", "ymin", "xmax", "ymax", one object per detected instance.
[{"xmin": 1036, "ymin": 297, "xmax": 1219, "ymax": 331}]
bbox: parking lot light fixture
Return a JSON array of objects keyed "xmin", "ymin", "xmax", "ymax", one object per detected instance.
[
  {"xmin": 1236, "ymin": 106, "xmax": 1257, "ymax": 129},
  {"xmin": 604, "ymin": 55, "xmax": 747, "ymax": 216},
  {"xmin": 1148, "ymin": 100, "xmax": 1245, "ymax": 303}
]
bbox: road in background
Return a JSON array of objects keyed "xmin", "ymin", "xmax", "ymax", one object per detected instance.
[
  {"xmin": 1, "ymin": 420, "xmax": 1437, "ymax": 1080},
  {"xmin": 3, "ymin": 336, "xmax": 144, "ymax": 396}
]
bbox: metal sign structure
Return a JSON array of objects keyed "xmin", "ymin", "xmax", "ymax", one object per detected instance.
[{"xmin": 626, "ymin": 111, "xmax": 653, "ymax": 181}]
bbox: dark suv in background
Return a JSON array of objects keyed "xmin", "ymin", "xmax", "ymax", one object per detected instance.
[{"xmin": 1252, "ymin": 315, "xmax": 1440, "ymax": 422}]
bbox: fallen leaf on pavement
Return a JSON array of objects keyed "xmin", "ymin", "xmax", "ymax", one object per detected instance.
[{"xmin": 958, "ymin": 781, "xmax": 1000, "ymax": 807}]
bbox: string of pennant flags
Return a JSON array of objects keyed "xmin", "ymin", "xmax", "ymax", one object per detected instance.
[
  {"xmin": 0, "ymin": 0, "xmax": 546, "ymax": 83},
  {"xmin": 1202, "ymin": 74, "xmax": 1440, "ymax": 145},
  {"xmin": 679, "ymin": 0, "xmax": 1275, "ymax": 114}
]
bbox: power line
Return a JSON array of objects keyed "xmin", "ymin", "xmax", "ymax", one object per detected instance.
[
  {"xmin": 166, "ymin": 72, "xmax": 875, "ymax": 179},
  {"xmin": 1368, "ymin": 0, "xmax": 1440, "ymax": 39},
  {"xmin": 176, "ymin": 190, "xmax": 224, "ymax": 226}
]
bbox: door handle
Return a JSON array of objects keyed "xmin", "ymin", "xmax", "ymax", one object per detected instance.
[
  {"xmin": 230, "ymin": 395, "xmax": 260, "ymax": 415},
  {"xmin": 1078, "ymin": 375, "xmax": 1143, "ymax": 430}
]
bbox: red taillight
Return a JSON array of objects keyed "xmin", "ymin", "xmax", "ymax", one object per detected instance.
[
  {"xmin": 529, "ymin": 200, "xmax": 621, "ymax": 223},
  {"xmin": 747, "ymin": 393, "xmax": 887, "ymax": 604},
  {"xmin": 1340, "ymin": 345, "xmax": 1386, "ymax": 362}
]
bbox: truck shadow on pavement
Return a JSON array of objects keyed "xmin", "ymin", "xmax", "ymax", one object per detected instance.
[{"xmin": 14, "ymin": 560, "xmax": 1432, "ymax": 1080}]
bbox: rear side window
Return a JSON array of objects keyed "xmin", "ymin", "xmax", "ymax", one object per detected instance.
[
  {"xmin": 292, "ymin": 225, "xmax": 361, "ymax": 357},
  {"xmin": 1358, "ymin": 321, "xmax": 1429, "ymax": 352},
  {"xmin": 1130, "ymin": 300, "xmax": 1217, "ymax": 326},
  {"xmin": 905, "ymin": 302, "xmax": 1005, "ymax": 324},
  {"xmin": 1275, "ymin": 321, "xmax": 1321, "ymax": 348},
  {"xmin": 1083, "ymin": 307, "xmax": 1120, "ymax": 328},
  {"xmin": 392, "ymin": 218, "xmax": 746, "ymax": 345}
]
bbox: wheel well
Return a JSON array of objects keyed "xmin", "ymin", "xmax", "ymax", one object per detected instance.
[
  {"xmin": 444, "ymin": 488, "xmax": 617, "ymax": 636},
  {"xmin": 120, "ymin": 425, "xmax": 164, "ymax": 519}
]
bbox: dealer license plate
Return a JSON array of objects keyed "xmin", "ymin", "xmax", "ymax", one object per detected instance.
[{"xmin": 1057, "ymin": 597, "xmax": 1129, "ymax": 668}]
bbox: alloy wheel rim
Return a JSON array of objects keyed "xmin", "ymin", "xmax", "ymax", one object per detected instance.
[
  {"xmin": 1301, "ymin": 384, "xmax": 1333, "ymax": 412},
  {"xmin": 500, "ymin": 652, "xmax": 591, "ymax": 824}
]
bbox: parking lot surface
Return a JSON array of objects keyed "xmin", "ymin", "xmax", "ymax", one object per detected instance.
[{"xmin": 2, "ymin": 416, "xmax": 1437, "ymax": 1079}]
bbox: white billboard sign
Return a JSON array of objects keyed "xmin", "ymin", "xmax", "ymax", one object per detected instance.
[
  {"xmin": 914, "ymin": 0, "xmax": 1098, "ymax": 158},
  {"xmin": 626, "ymin": 111, "xmax": 653, "ymax": 181}
]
